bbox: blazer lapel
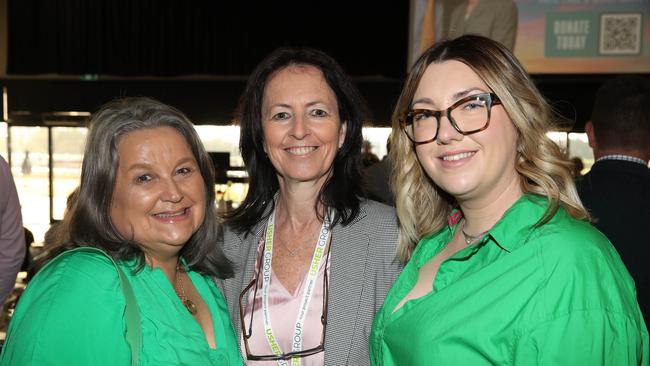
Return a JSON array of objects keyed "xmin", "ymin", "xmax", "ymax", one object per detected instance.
[
  {"xmin": 228, "ymin": 217, "xmax": 267, "ymax": 339},
  {"xmin": 325, "ymin": 207, "xmax": 370, "ymax": 364}
]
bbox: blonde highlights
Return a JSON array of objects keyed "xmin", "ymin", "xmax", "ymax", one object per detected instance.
[{"xmin": 391, "ymin": 35, "xmax": 589, "ymax": 262}]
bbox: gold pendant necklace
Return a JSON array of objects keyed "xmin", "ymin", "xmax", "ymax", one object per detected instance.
[
  {"xmin": 460, "ymin": 220, "xmax": 490, "ymax": 246},
  {"xmin": 175, "ymin": 263, "xmax": 198, "ymax": 315}
]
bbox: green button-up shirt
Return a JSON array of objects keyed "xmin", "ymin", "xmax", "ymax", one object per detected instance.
[
  {"xmin": 1, "ymin": 250, "xmax": 243, "ymax": 365},
  {"xmin": 370, "ymin": 194, "xmax": 649, "ymax": 365}
]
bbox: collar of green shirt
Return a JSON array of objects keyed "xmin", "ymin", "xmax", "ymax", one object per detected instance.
[{"xmin": 448, "ymin": 193, "xmax": 552, "ymax": 253}]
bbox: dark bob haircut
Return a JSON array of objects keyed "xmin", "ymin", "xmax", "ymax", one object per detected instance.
[
  {"xmin": 224, "ymin": 47, "xmax": 368, "ymax": 233},
  {"xmin": 50, "ymin": 97, "xmax": 232, "ymax": 278}
]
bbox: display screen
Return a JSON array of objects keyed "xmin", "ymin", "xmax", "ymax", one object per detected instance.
[{"xmin": 411, "ymin": 0, "xmax": 650, "ymax": 74}]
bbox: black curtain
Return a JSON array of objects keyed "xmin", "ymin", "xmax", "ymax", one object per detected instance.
[{"xmin": 8, "ymin": 0, "xmax": 408, "ymax": 77}]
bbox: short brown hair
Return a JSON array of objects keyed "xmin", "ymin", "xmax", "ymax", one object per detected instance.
[{"xmin": 591, "ymin": 75, "xmax": 650, "ymax": 150}]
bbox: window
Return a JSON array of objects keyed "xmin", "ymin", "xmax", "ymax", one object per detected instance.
[
  {"xmin": 51, "ymin": 127, "xmax": 87, "ymax": 221},
  {"xmin": 9, "ymin": 127, "xmax": 50, "ymax": 242}
]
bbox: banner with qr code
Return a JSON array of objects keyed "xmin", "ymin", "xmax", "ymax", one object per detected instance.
[
  {"xmin": 513, "ymin": 0, "xmax": 649, "ymax": 73},
  {"xmin": 599, "ymin": 13, "xmax": 643, "ymax": 55}
]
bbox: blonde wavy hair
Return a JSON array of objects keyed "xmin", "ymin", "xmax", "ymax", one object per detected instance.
[{"xmin": 391, "ymin": 35, "xmax": 589, "ymax": 262}]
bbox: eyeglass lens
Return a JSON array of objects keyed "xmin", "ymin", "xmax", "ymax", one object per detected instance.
[{"xmin": 405, "ymin": 93, "xmax": 495, "ymax": 143}]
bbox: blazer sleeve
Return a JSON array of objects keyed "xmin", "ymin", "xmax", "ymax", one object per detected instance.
[
  {"xmin": 0, "ymin": 156, "xmax": 26, "ymax": 304},
  {"xmin": 0, "ymin": 251, "xmax": 131, "ymax": 366},
  {"xmin": 365, "ymin": 201, "xmax": 402, "ymax": 307},
  {"xmin": 320, "ymin": 199, "xmax": 402, "ymax": 366}
]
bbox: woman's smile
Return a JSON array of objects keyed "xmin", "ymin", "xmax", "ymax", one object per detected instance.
[{"xmin": 285, "ymin": 145, "xmax": 318, "ymax": 156}]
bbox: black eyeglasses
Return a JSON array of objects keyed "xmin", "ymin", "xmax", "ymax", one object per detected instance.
[
  {"xmin": 401, "ymin": 92, "xmax": 501, "ymax": 145},
  {"xmin": 238, "ymin": 242, "xmax": 330, "ymax": 361}
]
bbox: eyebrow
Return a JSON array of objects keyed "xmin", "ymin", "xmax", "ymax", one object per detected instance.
[
  {"xmin": 266, "ymin": 100, "xmax": 331, "ymax": 110},
  {"xmin": 267, "ymin": 103, "xmax": 292, "ymax": 110},
  {"xmin": 124, "ymin": 156, "xmax": 197, "ymax": 172},
  {"xmin": 306, "ymin": 100, "xmax": 329, "ymax": 108},
  {"xmin": 411, "ymin": 87, "xmax": 486, "ymax": 109}
]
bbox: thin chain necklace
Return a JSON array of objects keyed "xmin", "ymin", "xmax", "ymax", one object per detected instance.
[
  {"xmin": 277, "ymin": 232, "xmax": 319, "ymax": 257},
  {"xmin": 278, "ymin": 237, "xmax": 302, "ymax": 257},
  {"xmin": 174, "ymin": 263, "xmax": 198, "ymax": 315},
  {"xmin": 460, "ymin": 219, "xmax": 490, "ymax": 246}
]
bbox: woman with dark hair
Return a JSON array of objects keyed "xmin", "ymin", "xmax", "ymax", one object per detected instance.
[
  {"xmin": 219, "ymin": 47, "xmax": 401, "ymax": 365},
  {"xmin": 370, "ymin": 35, "xmax": 648, "ymax": 365},
  {"xmin": 1, "ymin": 97, "xmax": 242, "ymax": 365}
]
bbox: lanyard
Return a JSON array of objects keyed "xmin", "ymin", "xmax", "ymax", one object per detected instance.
[{"xmin": 261, "ymin": 207, "xmax": 331, "ymax": 366}]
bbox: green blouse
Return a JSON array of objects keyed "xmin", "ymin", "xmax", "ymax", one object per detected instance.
[
  {"xmin": 370, "ymin": 194, "xmax": 649, "ymax": 365},
  {"xmin": 0, "ymin": 250, "xmax": 243, "ymax": 365}
]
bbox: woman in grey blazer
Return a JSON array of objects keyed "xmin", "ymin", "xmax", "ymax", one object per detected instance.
[{"xmin": 219, "ymin": 47, "xmax": 401, "ymax": 365}]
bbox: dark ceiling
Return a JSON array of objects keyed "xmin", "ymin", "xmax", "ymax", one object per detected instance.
[
  {"xmin": 3, "ymin": 0, "xmax": 409, "ymax": 125},
  {"xmin": 7, "ymin": 1, "xmax": 409, "ymax": 77},
  {"xmin": 1, "ymin": 1, "xmax": 639, "ymax": 130}
]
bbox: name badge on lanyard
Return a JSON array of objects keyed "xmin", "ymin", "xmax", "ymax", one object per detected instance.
[{"xmin": 261, "ymin": 207, "xmax": 331, "ymax": 366}]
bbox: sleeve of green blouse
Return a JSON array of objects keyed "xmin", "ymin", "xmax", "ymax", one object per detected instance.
[
  {"xmin": 0, "ymin": 251, "xmax": 132, "ymax": 366},
  {"xmin": 514, "ymin": 310, "xmax": 649, "ymax": 365}
]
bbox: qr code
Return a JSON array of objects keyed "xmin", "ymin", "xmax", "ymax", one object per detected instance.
[{"xmin": 600, "ymin": 13, "xmax": 642, "ymax": 55}]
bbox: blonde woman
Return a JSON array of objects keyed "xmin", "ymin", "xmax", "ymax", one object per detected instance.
[{"xmin": 370, "ymin": 35, "xmax": 648, "ymax": 365}]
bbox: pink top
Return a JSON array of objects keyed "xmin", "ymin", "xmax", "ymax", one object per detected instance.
[{"xmin": 242, "ymin": 236, "xmax": 328, "ymax": 365}]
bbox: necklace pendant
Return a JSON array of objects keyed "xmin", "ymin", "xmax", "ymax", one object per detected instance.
[
  {"xmin": 460, "ymin": 219, "xmax": 489, "ymax": 246},
  {"xmin": 183, "ymin": 298, "xmax": 198, "ymax": 315},
  {"xmin": 285, "ymin": 247, "xmax": 300, "ymax": 257}
]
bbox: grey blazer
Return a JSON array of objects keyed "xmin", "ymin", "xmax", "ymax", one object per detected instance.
[{"xmin": 218, "ymin": 199, "xmax": 402, "ymax": 365}]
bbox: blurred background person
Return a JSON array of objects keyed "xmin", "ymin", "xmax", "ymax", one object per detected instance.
[
  {"xmin": 364, "ymin": 137, "xmax": 395, "ymax": 206},
  {"xmin": 446, "ymin": 0, "xmax": 518, "ymax": 50},
  {"xmin": 361, "ymin": 139, "xmax": 380, "ymax": 168},
  {"xmin": 578, "ymin": 75, "xmax": 650, "ymax": 324},
  {"xmin": 20, "ymin": 151, "xmax": 31, "ymax": 176},
  {"xmin": 1, "ymin": 97, "xmax": 242, "ymax": 365},
  {"xmin": 370, "ymin": 35, "xmax": 647, "ymax": 365},
  {"xmin": 220, "ymin": 47, "xmax": 401, "ymax": 365},
  {"xmin": 25, "ymin": 187, "xmax": 80, "ymax": 282},
  {"xmin": 0, "ymin": 156, "xmax": 26, "ymax": 311},
  {"xmin": 571, "ymin": 156, "xmax": 585, "ymax": 178},
  {"xmin": 41, "ymin": 187, "xmax": 79, "ymax": 250},
  {"xmin": 19, "ymin": 228, "xmax": 33, "ymax": 274}
]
